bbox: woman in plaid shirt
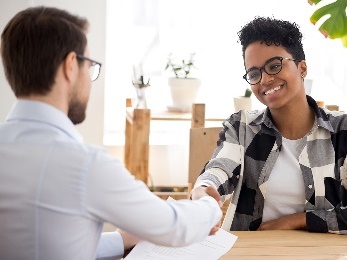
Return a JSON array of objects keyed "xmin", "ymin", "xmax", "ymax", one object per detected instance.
[{"xmin": 192, "ymin": 16, "xmax": 347, "ymax": 234}]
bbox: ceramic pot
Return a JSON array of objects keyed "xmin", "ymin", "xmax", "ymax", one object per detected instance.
[
  {"xmin": 233, "ymin": 96, "xmax": 252, "ymax": 112},
  {"xmin": 168, "ymin": 78, "xmax": 201, "ymax": 112}
]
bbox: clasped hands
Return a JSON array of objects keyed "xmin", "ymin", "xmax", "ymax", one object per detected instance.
[{"xmin": 190, "ymin": 185, "xmax": 223, "ymax": 235}]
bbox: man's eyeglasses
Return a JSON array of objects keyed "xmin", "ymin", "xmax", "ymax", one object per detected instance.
[
  {"xmin": 76, "ymin": 54, "xmax": 102, "ymax": 82},
  {"xmin": 243, "ymin": 56, "xmax": 297, "ymax": 85}
]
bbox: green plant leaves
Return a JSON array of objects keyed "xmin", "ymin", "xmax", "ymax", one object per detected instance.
[
  {"xmin": 244, "ymin": 88, "xmax": 252, "ymax": 97},
  {"xmin": 309, "ymin": 0, "xmax": 347, "ymax": 46},
  {"xmin": 342, "ymin": 34, "xmax": 347, "ymax": 45},
  {"xmin": 308, "ymin": 0, "xmax": 323, "ymax": 4},
  {"xmin": 165, "ymin": 53, "xmax": 196, "ymax": 78}
]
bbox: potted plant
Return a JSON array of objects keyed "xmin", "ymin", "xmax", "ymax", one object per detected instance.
[
  {"xmin": 165, "ymin": 53, "xmax": 201, "ymax": 112},
  {"xmin": 234, "ymin": 88, "xmax": 253, "ymax": 112}
]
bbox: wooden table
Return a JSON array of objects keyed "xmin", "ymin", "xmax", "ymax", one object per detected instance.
[{"xmin": 221, "ymin": 230, "xmax": 347, "ymax": 259}]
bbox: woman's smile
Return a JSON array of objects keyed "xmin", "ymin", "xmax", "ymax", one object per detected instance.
[{"xmin": 264, "ymin": 85, "xmax": 282, "ymax": 96}]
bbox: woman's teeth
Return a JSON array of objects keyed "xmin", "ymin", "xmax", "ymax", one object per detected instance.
[{"xmin": 265, "ymin": 86, "xmax": 281, "ymax": 95}]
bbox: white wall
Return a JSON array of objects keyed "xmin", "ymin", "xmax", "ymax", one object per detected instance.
[{"xmin": 0, "ymin": 0, "xmax": 106, "ymax": 146}]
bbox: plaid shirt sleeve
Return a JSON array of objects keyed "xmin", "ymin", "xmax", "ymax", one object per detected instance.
[
  {"xmin": 194, "ymin": 111, "xmax": 245, "ymax": 201},
  {"xmin": 306, "ymin": 152, "xmax": 347, "ymax": 234},
  {"xmin": 305, "ymin": 104, "xmax": 347, "ymax": 234}
]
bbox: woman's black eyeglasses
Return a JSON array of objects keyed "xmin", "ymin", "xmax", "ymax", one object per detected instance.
[{"xmin": 243, "ymin": 56, "xmax": 297, "ymax": 85}]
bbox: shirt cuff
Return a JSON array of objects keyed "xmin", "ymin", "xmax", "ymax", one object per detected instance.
[{"xmin": 96, "ymin": 231, "xmax": 124, "ymax": 260}]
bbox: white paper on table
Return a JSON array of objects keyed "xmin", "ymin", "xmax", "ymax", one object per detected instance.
[{"xmin": 125, "ymin": 228, "xmax": 238, "ymax": 260}]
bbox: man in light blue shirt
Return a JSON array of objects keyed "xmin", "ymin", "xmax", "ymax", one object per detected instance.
[{"xmin": 0, "ymin": 6, "xmax": 222, "ymax": 259}]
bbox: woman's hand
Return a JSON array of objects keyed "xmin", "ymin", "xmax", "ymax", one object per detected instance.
[
  {"xmin": 257, "ymin": 212, "xmax": 306, "ymax": 231},
  {"xmin": 190, "ymin": 185, "xmax": 222, "ymax": 207}
]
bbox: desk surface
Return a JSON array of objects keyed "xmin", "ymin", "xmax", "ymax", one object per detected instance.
[{"xmin": 222, "ymin": 230, "xmax": 346, "ymax": 259}]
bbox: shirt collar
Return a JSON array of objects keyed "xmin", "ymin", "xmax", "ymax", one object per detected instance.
[
  {"xmin": 250, "ymin": 95, "xmax": 334, "ymax": 133},
  {"xmin": 6, "ymin": 99, "xmax": 84, "ymax": 143}
]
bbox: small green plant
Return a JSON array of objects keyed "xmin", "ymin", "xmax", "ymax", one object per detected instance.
[
  {"xmin": 165, "ymin": 53, "xmax": 196, "ymax": 78},
  {"xmin": 244, "ymin": 88, "xmax": 252, "ymax": 97}
]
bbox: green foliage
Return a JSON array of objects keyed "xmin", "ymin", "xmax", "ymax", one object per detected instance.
[
  {"xmin": 309, "ymin": 0, "xmax": 347, "ymax": 46},
  {"xmin": 244, "ymin": 88, "xmax": 252, "ymax": 97},
  {"xmin": 165, "ymin": 53, "xmax": 196, "ymax": 78}
]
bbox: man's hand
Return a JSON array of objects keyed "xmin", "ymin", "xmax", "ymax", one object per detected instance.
[
  {"xmin": 117, "ymin": 228, "xmax": 140, "ymax": 251},
  {"xmin": 257, "ymin": 212, "xmax": 306, "ymax": 231},
  {"xmin": 209, "ymin": 219, "xmax": 221, "ymax": 235},
  {"xmin": 191, "ymin": 185, "xmax": 223, "ymax": 235}
]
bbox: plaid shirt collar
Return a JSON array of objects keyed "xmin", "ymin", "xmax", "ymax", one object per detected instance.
[{"xmin": 249, "ymin": 95, "xmax": 334, "ymax": 133}]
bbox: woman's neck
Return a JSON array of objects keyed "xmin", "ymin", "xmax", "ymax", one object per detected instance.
[{"xmin": 270, "ymin": 101, "xmax": 315, "ymax": 140}]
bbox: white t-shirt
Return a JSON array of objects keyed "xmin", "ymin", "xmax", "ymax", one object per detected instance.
[
  {"xmin": 0, "ymin": 100, "xmax": 222, "ymax": 260},
  {"xmin": 262, "ymin": 136, "xmax": 306, "ymax": 222}
]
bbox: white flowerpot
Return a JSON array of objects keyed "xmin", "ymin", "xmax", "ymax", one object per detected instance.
[
  {"xmin": 168, "ymin": 78, "xmax": 201, "ymax": 111},
  {"xmin": 233, "ymin": 97, "xmax": 252, "ymax": 112}
]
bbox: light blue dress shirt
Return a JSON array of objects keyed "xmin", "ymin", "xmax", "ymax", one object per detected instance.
[{"xmin": 0, "ymin": 100, "xmax": 222, "ymax": 260}]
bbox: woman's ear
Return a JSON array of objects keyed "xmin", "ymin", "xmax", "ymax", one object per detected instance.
[
  {"xmin": 299, "ymin": 60, "xmax": 307, "ymax": 78},
  {"xmin": 63, "ymin": 52, "xmax": 78, "ymax": 83}
]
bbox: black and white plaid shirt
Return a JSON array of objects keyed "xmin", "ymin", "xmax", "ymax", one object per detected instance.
[{"xmin": 195, "ymin": 96, "xmax": 347, "ymax": 234}]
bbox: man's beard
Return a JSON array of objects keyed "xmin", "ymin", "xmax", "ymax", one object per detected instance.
[{"xmin": 68, "ymin": 98, "xmax": 87, "ymax": 125}]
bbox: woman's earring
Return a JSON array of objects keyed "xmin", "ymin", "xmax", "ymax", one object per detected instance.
[{"xmin": 301, "ymin": 75, "xmax": 304, "ymax": 78}]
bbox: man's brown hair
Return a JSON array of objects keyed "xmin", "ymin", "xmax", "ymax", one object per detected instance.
[{"xmin": 1, "ymin": 6, "xmax": 89, "ymax": 97}]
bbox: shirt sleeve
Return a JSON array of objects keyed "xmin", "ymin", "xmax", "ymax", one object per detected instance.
[
  {"xmin": 85, "ymin": 148, "xmax": 222, "ymax": 247},
  {"xmin": 306, "ymin": 160, "xmax": 347, "ymax": 234},
  {"xmin": 195, "ymin": 118, "xmax": 243, "ymax": 199},
  {"xmin": 95, "ymin": 231, "xmax": 123, "ymax": 260}
]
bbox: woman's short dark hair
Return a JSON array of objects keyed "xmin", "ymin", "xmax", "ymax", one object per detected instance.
[
  {"xmin": 237, "ymin": 16, "xmax": 305, "ymax": 62},
  {"xmin": 1, "ymin": 6, "xmax": 89, "ymax": 97}
]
